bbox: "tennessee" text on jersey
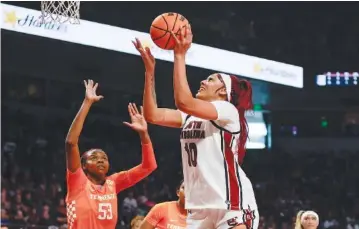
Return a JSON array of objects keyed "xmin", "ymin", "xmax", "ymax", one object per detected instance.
[{"xmin": 89, "ymin": 194, "xmax": 116, "ymax": 201}]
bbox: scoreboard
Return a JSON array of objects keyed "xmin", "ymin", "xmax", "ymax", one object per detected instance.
[{"xmin": 316, "ymin": 72, "xmax": 358, "ymax": 87}]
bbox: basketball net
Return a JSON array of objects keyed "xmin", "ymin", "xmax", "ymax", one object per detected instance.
[{"xmin": 40, "ymin": 1, "xmax": 80, "ymax": 24}]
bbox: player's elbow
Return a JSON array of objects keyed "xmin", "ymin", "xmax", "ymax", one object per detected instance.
[
  {"xmin": 152, "ymin": 162, "xmax": 158, "ymax": 170},
  {"xmin": 175, "ymin": 98, "xmax": 193, "ymax": 114},
  {"xmin": 174, "ymin": 91, "xmax": 194, "ymax": 110},
  {"xmin": 143, "ymin": 161, "xmax": 157, "ymax": 173},
  {"xmin": 144, "ymin": 110, "xmax": 163, "ymax": 125},
  {"xmin": 65, "ymin": 132, "xmax": 79, "ymax": 146},
  {"xmin": 65, "ymin": 139, "xmax": 78, "ymax": 147},
  {"xmin": 175, "ymin": 98, "xmax": 189, "ymax": 111},
  {"xmin": 148, "ymin": 161, "xmax": 158, "ymax": 171},
  {"xmin": 144, "ymin": 113, "xmax": 157, "ymax": 124},
  {"xmin": 142, "ymin": 107, "xmax": 155, "ymax": 122}
]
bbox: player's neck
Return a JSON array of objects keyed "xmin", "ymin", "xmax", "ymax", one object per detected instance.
[
  {"xmin": 87, "ymin": 174, "xmax": 106, "ymax": 185},
  {"xmin": 176, "ymin": 200, "xmax": 187, "ymax": 216},
  {"xmin": 201, "ymin": 96, "xmax": 225, "ymax": 103}
]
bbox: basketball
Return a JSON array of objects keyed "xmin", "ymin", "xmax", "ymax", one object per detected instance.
[{"xmin": 150, "ymin": 13, "xmax": 189, "ymax": 50}]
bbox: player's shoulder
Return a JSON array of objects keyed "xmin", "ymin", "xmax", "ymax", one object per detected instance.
[
  {"xmin": 106, "ymin": 171, "xmax": 128, "ymax": 181},
  {"xmin": 152, "ymin": 201, "xmax": 174, "ymax": 210},
  {"xmin": 66, "ymin": 168, "xmax": 88, "ymax": 189},
  {"xmin": 178, "ymin": 109, "xmax": 189, "ymax": 118},
  {"xmin": 155, "ymin": 201, "xmax": 171, "ymax": 208},
  {"xmin": 164, "ymin": 201, "xmax": 177, "ymax": 207},
  {"xmin": 167, "ymin": 201, "xmax": 180, "ymax": 211},
  {"xmin": 105, "ymin": 178, "xmax": 116, "ymax": 186},
  {"xmin": 211, "ymin": 100, "xmax": 238, "ymax": 112},
  {"xmin": 106, "ymin": 172, "xmax": 117, "ymax": 180},
  {"xmin": 211, "ymin": 100, "xmax": 239, "ymax": 121}
]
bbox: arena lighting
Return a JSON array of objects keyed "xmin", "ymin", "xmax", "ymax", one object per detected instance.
[
  {"xmin": 246, "ymin": 142, "xmax": 266, "ymax": 149},
  {"xmin": 1, "ymin": 3, "xmax": 303, "ymax": 88},
  {"xmin": 316, "ymin": 72, "xmax": 358, "ymax": 87},
  {"xmin": 248, "ymin": 123, "xmax": 267, "ymax": 137}
]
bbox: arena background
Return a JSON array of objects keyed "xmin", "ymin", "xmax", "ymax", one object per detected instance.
[{"xmin": 1, "ymin": 1, "xmax": 359, "ymax": 229}]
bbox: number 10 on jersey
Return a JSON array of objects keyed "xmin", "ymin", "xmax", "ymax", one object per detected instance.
[{"xmin": 185, "ymin": 143, "xmax": 198, "ymax": 167}]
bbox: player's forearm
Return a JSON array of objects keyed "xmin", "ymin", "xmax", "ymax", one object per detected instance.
[
  {"xmin": 65, "ymin": 99, "xmax": 92, "ymax": 145},
  {"xmin": 126, "ymin": 142, "xmax": 157, "ymax": 184},
  {"xmin": 143, "ymin": 72, "xmax": 160, "ymax": 122},
  {"xmin": 139, "ymin": 130, "xmax": 151, "ymax": 144},
  {"xmin": 140, "ymin": 141, "xmax": 157, "ymax": 170},
  {"xmin": 143, "ymin": 72, "xmax": 182, "ymax": 128},
  {"xmin": 173, "ymin": 55, "xmax": 193, "ymax": 109}
]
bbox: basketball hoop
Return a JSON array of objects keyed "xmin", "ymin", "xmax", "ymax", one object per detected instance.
[{"xmin": 40, "ymin": 1, "xmax": 80, "ymax": 24}]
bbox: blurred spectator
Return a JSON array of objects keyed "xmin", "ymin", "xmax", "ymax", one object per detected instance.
[
  {"xmin": 130, "ymin": 215, "xmax": 145, "ymax": 229},
  {"xmin": 122, "ymin": 191, "xmax": 138, "ymax": 225},
  {"xmin": 54, "ymin": 198, "xmax": 67, "ymax": 226},
  {"xmin": 123, "ymin": 191, "xmax": 138, "ymax": 213}
]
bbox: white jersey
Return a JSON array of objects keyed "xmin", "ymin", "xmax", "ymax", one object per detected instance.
[{"xmin": 179, "ymin": 101, "xmax": 257, "ymax": 210}]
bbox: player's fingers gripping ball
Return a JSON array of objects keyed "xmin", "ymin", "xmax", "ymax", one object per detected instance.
[{"xmin": 150, "ymin": 12, "xmax": 189, "ymax": 50}]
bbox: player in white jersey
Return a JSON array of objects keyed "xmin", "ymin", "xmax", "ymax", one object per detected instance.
[{"xmin": 132, "ymin": 24, "xmax": 258, "ymax": 229}]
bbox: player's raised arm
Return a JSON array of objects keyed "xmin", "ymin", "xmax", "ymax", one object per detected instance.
[
  {"xmin": 132, "ymin": 38, "xmax": 183, "ymax": 128},
  {"xmin": 110, "ymin": 103, "xmax": 157, "ymax": 193},
  {"xmin": 65, "ymin": 80, "xmax": 104, "ymax": 172},
  {"xmin": 170, "ymin": 26, "xmax": 220, "ymax": 120}
]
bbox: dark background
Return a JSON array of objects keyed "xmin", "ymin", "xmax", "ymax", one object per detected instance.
[{"xmin": 1, "ymin": 2, "xmax": 359, "ymax": 229}]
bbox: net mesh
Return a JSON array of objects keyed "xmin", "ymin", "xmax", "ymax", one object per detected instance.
[{"xmin": 40, "ymin": 1, "xmax": 80, "ymax": 24}]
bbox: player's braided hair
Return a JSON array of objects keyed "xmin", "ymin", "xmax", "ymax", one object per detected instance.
[{"xmin": 229, "ymin": 76, "xmax": 253, "ymax": 164}]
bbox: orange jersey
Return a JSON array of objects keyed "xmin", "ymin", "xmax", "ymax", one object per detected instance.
[
  {"xmin": 65, "ymin": 143, "xmax": 157, "ymax": 229},
  {"xmin": 66, "ymin": 168, "xmax": 141, "ymax": 229},
  {"xmin": 144, "ymin": 201, "xmax": 186, "ymax": 229}
]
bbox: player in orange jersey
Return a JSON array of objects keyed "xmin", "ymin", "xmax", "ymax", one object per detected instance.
[
  {"xmin": 65, "ymin": 79, "xmax": 157, "ymax": 229},
  {"xmin": 140, "ymin": 181, "xmax": 186, "ymax": 229}
]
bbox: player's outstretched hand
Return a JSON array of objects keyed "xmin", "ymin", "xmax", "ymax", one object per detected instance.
[
  {"xmin": 123, "ymin": 103, "xmax": 148, "ymax": 133},
  {"xmin": 132, "ymin": 38, "xmax": 155, "ymax": 74},
  {"xmin": 171, "ymin": 24, "xmax": 193, "ymax": 57},
  {"xmin": 84, "ymin": 79, "xmax": 104, "ymax": 103}
]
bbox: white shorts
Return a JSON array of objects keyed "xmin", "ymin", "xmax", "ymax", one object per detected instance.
[{"xmin": 186, "ymin": 208, "xmax": 259, "ymax": 229}]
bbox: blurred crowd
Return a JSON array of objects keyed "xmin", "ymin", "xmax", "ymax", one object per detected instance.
[
  {"xmin": 1, "ymin": 109, "xmax": 359, "ymax": 229},
  {"xmin": 87, "ymin": 3, "xmax": 359, "ymax": 72},
  {"xmin": 187, "ymin": 3, "xmax": 359, "ymax": 72},
  {"xmin": 97, "ymin": 3, "xmax": 358, "ymax": 73}
]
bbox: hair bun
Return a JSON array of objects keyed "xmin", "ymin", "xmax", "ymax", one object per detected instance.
[{"xmin": 239, "ymin": 80, "xmax": 249, "ymax": 90}]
